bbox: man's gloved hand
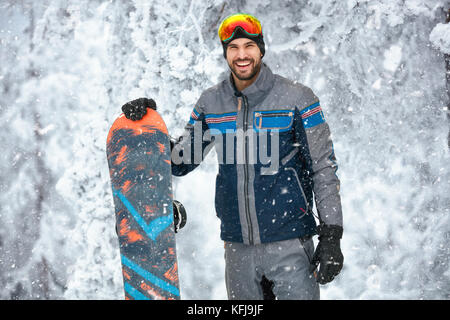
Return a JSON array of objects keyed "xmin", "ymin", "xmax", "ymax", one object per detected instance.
[
  {"xmin": 310, "ymin": 224, "xmax": 344, "ymax": 284},
  {"xmin": 121, "ymin": 98, "xmax": 157, "ymax": 121}
]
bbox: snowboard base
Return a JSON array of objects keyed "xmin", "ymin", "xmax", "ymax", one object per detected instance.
[{"xmin": 107, "ymin": 109, "xmax": 180, "ymax": 300}]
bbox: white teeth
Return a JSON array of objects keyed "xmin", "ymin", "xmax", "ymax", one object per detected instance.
[{"xmin": 237, "ymin": 62, "xmax": 250, "ymax": 67}]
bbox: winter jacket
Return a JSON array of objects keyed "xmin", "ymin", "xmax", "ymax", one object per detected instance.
[{"xmin": 171, "ymin": 63, "xmax": 342, "ymax": 245}]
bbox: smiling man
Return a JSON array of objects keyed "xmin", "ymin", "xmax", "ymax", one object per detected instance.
[
  {"xmin": 121, "ymin": 13, "xmax": 344, "ymax": 300},
  {"xmin": 226, "ymin": 38, "xmax": 262, "ymax": 87}
]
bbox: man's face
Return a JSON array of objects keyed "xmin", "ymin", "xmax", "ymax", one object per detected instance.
[{"xmin": 226, "ymin": 38, "xmax": 262, "ymax": 81}]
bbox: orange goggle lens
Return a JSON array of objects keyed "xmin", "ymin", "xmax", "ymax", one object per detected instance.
[{"xmin": 218, "ymin": 13, "xmax": 262, "ymax": 42}]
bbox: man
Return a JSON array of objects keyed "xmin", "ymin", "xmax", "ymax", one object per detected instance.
[{"xmin": 121, "ymin": 13, "xmax": 343, "ymax": 300}]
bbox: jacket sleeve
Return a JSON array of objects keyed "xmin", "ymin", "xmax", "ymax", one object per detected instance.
[
  {"xmin": 171, "ymin": 95, "xmax": 214, "ymax": 176},
  {"xmin": 296, "ymin": 88, "xmax": 343, "ymax": 227}
]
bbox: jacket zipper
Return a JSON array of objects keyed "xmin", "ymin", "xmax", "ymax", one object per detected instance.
[
  {"xmin": 254, "ymin": 111, "xmax": 293, "ymax": 117},
  {"xmin": 242, "ymin": 95, "xmax": 254, "ymax": 244}
]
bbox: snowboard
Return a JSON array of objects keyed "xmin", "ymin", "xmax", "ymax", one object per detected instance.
[{"xmin": 106, "ymin": 109, "xmax": 180, "ymax": 300}]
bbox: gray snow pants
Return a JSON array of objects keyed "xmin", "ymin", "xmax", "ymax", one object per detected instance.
[{"xmin": 224, "ymin": 237, "xmax": 319, "ymax": 300}]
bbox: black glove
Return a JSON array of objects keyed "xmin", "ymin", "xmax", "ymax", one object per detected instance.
[
  {"xmin": 173, "ymin": 200, "xmax": 187, "ymax": 233},
  {"xmin": 121, "ymin": 97, "xmax": 156, "ymax": 121},
  {"xmin": 310, "ymin": 224, "xmax": 344, "ymax": 284}
]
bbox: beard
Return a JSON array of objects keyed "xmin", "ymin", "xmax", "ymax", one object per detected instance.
[{"xmin": 229, "ymin": 58, "xmax": 262, "ymax": 81}]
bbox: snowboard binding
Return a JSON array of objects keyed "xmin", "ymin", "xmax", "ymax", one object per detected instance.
[{"xmin": 173, "ymin": 200, "xmax": 187, "ymax": 233}]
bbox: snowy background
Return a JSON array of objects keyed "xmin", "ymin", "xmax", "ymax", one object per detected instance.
[{"xmin": 0, "ymin": 0, "xmax": 449, "ymax": 300}]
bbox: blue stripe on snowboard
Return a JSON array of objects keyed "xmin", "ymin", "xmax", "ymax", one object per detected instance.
[
  {"xmin": 112, "ymin": 187, "xmax": 173, "ymax": 241},
  {"xmin": 121, "ymin": 255, "xmax": 180, "ymax": 297},
  {"xmin": 124, "ymin": 281, "xmax": 151, "ymax": 300}
]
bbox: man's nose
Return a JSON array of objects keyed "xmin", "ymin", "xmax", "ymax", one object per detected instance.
[{"xmin": 236, "ymin": 47, "xmax": 248, "ymax": 60}]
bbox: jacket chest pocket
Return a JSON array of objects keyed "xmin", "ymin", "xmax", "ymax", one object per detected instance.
[{"xmin": 253, "ymin": 110, "xmax": 294, "ymax": 132}]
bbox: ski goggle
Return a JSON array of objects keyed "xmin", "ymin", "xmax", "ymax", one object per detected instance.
[{"xmin": 218, "ymin": 13, "xmax": 262, "ymax": 42}]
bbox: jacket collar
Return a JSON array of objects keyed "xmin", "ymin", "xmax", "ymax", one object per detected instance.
[{"xmin": 227, "ymin": 63, "xmax": 275, "ymax": 107}]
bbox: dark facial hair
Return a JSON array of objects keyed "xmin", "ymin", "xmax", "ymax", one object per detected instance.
[{"xmin": 229, "ymin": 58, "xmax": 262, "ymax": 81}]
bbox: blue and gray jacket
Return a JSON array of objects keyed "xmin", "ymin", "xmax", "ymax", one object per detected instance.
[{"xmin": 172, "ymin": 63, "xmax": 342, "ymax": 244}]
